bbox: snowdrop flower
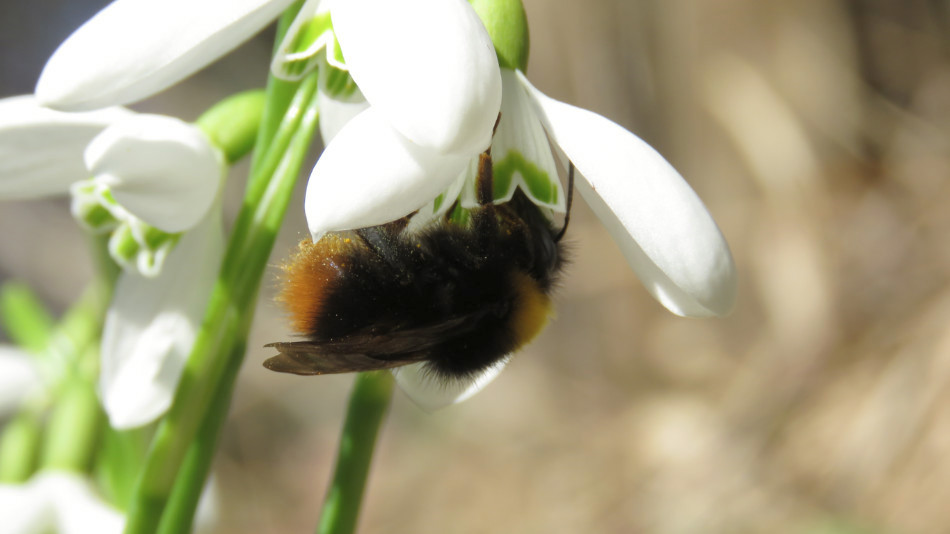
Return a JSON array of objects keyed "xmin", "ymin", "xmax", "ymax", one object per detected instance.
[
  {"xmin": 39, "ymin": 0, "xmax": 502, "ymax": 239},
  {"xmin": 99, "ymin": 207, "xmax": 224, "ymax": 428},
  {"xmin": 0, "ymin": 471, "xmax": 124, "ymax": 534},
  {"xmin": 395, "ymin": 67, "xmax": 737, "ymax": 409},
  {"xmin": 0, "ymin": 95, "xmax": 224, "ymax": 276},
  {"xmin": 272, "ymin": 0, "xmax": 501, "ymax": 239},
  {"xmin": 0, "ymin": 95, "xmax": 227, "ymax": 428},
  {"xmin": 296, "ymin": 0, "xmax": 737, "ymax": 409},
  {"xmin": 35, "ymin": 0, "xmax": 500, "ymax": 148}
]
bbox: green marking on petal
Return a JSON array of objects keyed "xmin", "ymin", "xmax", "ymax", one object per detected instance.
[
  {"xmin": 277, "ymin": 11, "xmax": 340, "ymax": 80},
  {"xmin": 493, "ymin": 149, "xmax": 559, "ymax": 205},
  {"xmin": 71, "ymin": 181, "xmax": 119, "ymax": 233},
  {"xmin": 321, "ymin": 65, "xmax": 359, "ymax": 99},
  {"xmin": 105, "ymin": 217, "xmax": 179, "ymax": 277},
  {"xmin": 83, "ymin": 204, "xmax": 118, "ymax": 232},
  {"xmin": 329, "ymin": 37, "xmax": 346, "ymax": 68},
  {"xmin": 142, "ymin": 225, "xmax": 178, "ymax": 250},
  {"xmin": 110, "ymin": 225, "xmax": 140, "ymax": 266}
]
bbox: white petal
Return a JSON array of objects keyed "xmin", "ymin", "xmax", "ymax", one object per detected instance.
[
  {"xmin": 305, "ymin": 107, "xmax": 468, "ymax": 239},
  {"xmin": 85, "ymin": 114, "xmax": 224, "ymax": 233},
  {"xmin": 0, "ymin": 96, "xmax": 131, "ymax": 199},
  {"xmin": 39, "ymin": 472, "xmax": 125, "ymax": 534},
  {"xmin": 316, "ymin": 86, "xmax": 369, "ymax": 145},
  {"xmin": 518, "ymin": 72, "xmax": 737, "ymax": 317},
  {"xmin": 100, "ymin": 208, "xmax": 224, "ymax": 429},
  {"xmin": 0, "ymin": 346, "xmax": 43, "ymax": 417},
  {"xmin": 491, "ymin": 69, "xmax": 565, "ymax": 211},
  {"xmin": 331, "ymin": 0, "xmax": 501, "ymax": 154},
  {"xmin": 271, "ymin": 0, "xmax": 333, "ymax": 81},
  {"xmin": 36, "ymin": 0, "xmax": 296, "ymax": 110},
  {"xmin": 0, "ymin": 472, "xmax": 123, "ymax": 534},
  {"xmin": 393, "ymin": 360, "xmax": 507, "ymax": 411},
  {"xmin": 0, "ymin": 477, "xmax": 54, "ymax": 534}
]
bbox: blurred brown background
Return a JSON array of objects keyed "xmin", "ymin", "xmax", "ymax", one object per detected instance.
[{"xmin": 3, "ymin": 1, "xmax": 950, "ymax": 533}]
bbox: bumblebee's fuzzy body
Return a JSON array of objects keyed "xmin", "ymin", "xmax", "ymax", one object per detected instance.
[{"xmin": 266, "ymin": 189, "xmax": 566, "ymax": 381}]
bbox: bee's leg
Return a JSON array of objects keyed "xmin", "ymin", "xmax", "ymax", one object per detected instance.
[
  {"xmin": 554, "ymin": 162, "xmax": 575, "ymax": 242},
  {"xmin": 471, "ymin": 149, "xmax": 500, "ymax": 248},
  {"xmin": 475, "ymin": 150, "xmax": 494, "ymax": 206}
]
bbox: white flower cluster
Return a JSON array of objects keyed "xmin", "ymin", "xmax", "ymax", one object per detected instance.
[{"xmin": 0, "ymin": 0, "xmax": 736, "ymax": 424}]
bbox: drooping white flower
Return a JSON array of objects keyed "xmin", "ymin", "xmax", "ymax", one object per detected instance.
[
  {"xmin": 296, "ymin": 67, "xmax": 736, "ymax": 411},
  {"xmin": 0, "ymin": 95, "xmax": 227, "ymax": 427},
  {"xmin": 36, "ymin": 0, "xmax": 501, "ymax": 154},
  {"xmin": 0, "ymin": 95, "xmax": 224, "ymax": 243},
  {"xmin": 37, "ymin": 0, "xmax": 503, "ymax": 242},
  {"xmin": 99, "ymin": 207, "xmax": 224, "ymax": 429},
  {"xmin": 393, "ymin": 68, "xmax": 737, "ymax": 409},
  {"xmin": 0, "ymin": 471, "xmax": 124, "ymax": 534},
  {"xmin": 270, "ymin": 0, "xmax": 502, "ymax": 240}
]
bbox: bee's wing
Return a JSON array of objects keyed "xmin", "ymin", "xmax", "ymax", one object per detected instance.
[
  {"xmin": 264, "ymin": 315, "xmax": 480, "ymax": 376},
  {"xmin": 263, "ymin": 343, "xmax": 425, "ymax": 375}
]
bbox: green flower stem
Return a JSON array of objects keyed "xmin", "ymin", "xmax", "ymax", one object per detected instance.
[
  {"xmin": 251, "ymin": 3, "xmax": 305, "ymax": 180},
  {"xmin": 40, "ymin": 369, "xmax": 102, "ymax": 473},
  {"xmin": 0, "ymin": 412, "xmax": 42, "ymax": 483},
  {"xmin": 123, "ymin": 12, "xmax": 318, "ymax": 534},
  {"xmin": 156, "ymin": 340, "xmax": 243, "ymax": 534},
  {"xmin": 317, "ymin": 372, "xmax": 395, "ymax": 534},
  {"xmin": 0, "ymin": 282, "xmax": 55, "ymax": 353},
  {"xmin": 125, "ymin": 76, "xmax": 320, "ymax": 532},
  {"xmin": 96, "ymin": 426, "xmax": 150, "ymax": 510},
  {"xmin": 158, "ymin": 91, "xmax": 322, "ymax": 531}
]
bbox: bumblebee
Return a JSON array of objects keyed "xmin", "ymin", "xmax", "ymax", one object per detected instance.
[{"xmin": 264, "ymin": 151, "xmax": 571, "ymax": 383}]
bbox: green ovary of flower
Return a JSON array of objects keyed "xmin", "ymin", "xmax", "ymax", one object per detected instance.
[{"xmin": 469, "ymin": 0, "xmax": 530, "ymax": 71}]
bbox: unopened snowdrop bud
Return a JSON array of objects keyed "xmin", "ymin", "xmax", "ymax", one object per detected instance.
[{"xmin": 84, "ymin": 114, "xmax": 225, "ymax": 234}]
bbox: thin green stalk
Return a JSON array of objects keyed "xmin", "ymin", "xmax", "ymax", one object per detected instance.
[
  {"xmin": 0, "ymin": 412, "xmax": 42, "ymax": 483},
  {"xmin": 123, "ymin": 10, "xmax": 317, "ymax": 533},
  {"xmin": 250, "ymin": 1, "xmax": 305, "ymax": 180},
  {"xmin": 317, "ymin": 372, "xmax": 395, "ymax": 534},
  {"xmin": 157, "ymin": 89, "xmax": 321, "ymax": 532},
  {"xmin": 40, "ymin": 368, "xmax": 102, "ymax": 473},
  {"xmin": 156, "ymin": 341, "xmax": 243, "ymax": 534},
  {"xmin": 0, "ymin": 282, "xmax": 55, "ymax": 353}
]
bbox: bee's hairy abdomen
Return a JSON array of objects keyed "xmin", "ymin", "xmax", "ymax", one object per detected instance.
[{"xmin": 273, "ymin": 193, "xmax": 565, "ymax": 380}]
